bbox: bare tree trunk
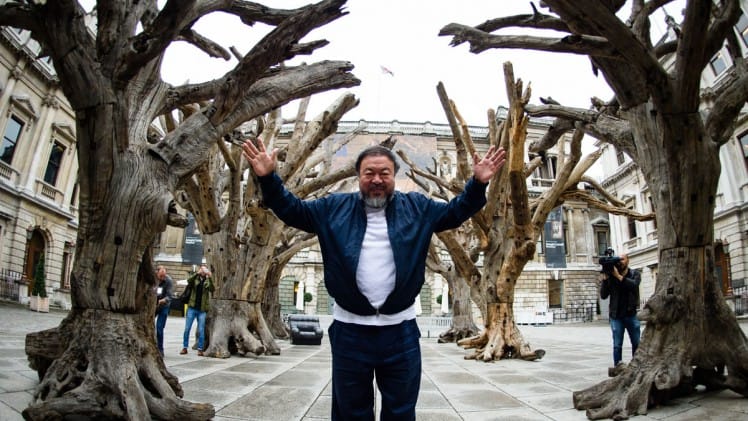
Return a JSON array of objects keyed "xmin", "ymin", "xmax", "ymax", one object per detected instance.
[
  {"xmin": 263, "ymin": 274, "xmax": 289, "ymax": 339},
  {"xmin": 438, "ymin": 274, "xmax": 479, "ymax": 343},
  {"xmin": 573, "ymin": 105, "xmax": 748, "ymax": 419},
  {"xmin": 24, "ymin": 164, "xmax": 214, "ymax": 419}
]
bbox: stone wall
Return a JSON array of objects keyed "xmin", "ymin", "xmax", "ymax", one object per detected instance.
[{"xmin": 514, "ymin": 269, "xmax": 600, "ymax": 324}]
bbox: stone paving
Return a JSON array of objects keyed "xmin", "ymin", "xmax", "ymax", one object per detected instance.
[{"xmin": 1, "ymin": 301, "xmax": 747, "ymax": 420}]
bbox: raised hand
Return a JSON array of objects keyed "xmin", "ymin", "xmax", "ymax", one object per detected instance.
[
  {"xmin": 472, "ymin": 146, "xmax": 507, "ymax": 183},
  {"xmin": 242, "ymin": 138, "xmax": 278, "ymax": 177}
]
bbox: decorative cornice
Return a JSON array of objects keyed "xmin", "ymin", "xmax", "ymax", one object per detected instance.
[
  {"xmin": 1, "ymin": 28, "xmax": 58, "ymax": 83},
  {"xmin": 42, "ymin": 93, "xmax": 60, "ymax": 109},
  {"xmin": 51, "ymin": 122, "xmax": 76, "ymax": 142},
  {"xmin": 280, "ymin": 111, "xmax": 558, "ymax": 141},
  {"xmin": 601, "ymin": 160, "xmax": 638, "ymax": 188},
  {"xmin": 8, "ymin": 94, "xmax": 38, "ymax": 121}
]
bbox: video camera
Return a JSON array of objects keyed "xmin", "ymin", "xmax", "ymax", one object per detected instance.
[{"xmin": 598, "ymin": 247, "xmax": 621, "ymax": 273}]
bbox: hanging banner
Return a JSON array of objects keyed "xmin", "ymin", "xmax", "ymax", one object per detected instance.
[
  {"xmin": 181, "ymin": 213, "xmax": 203, "ymax": 265},
  {"xmin": 544, "ymin": 206, "xmax": 567, "ymax": 268}
]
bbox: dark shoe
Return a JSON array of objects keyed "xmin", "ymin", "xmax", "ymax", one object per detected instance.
[
  {"xmin": 180, "ymin": 348, "xmax": 188, "ymax": 355},
  {"xmin": 197, "ymin": 350, "xmax": 205, "ymax": 356}
]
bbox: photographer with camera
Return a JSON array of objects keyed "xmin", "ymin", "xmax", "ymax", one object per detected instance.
[{"xmin": 600, "ymin": 250, "xmax": 641, "ymax": 374}]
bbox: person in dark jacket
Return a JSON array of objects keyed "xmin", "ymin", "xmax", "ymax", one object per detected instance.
[
  {"xmin": 154, "ymin": 265, "xmax": 174, "ymax": 357},
  {"xmin": 242, "ymin": 139, "xmax": 505, "ymax": 421},
  {"xmin": 600, "ymin": 253, "xmax": 641, "ymax": 368},
  {"xmin": 180, "ymin": 264, "xmax": 214, "ymax": 356}
]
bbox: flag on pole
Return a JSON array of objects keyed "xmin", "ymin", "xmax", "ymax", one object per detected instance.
[{"xmin": 380, "ymin": 65, "xmax": 395, "ymax": 77}]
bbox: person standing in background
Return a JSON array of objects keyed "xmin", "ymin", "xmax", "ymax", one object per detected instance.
[
  {"xmin": 181, "ymin": 264, "xmax": 214, "ymax": 357},
  {"xmin": 154, "ymin": 265, "xmax": 174, "ymax": 357},
  {"xmin": 600, "ymin": 253, "xmax": 641, "ymax": 372}
]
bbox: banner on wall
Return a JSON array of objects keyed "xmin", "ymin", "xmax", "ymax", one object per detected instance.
[
  {"xmin": 544, "ymin": 206, "xmax": 567, "ymax": 268},
  {"xmin": 181, "ymin": 212, "xmax": 203, "ymax": 265}
]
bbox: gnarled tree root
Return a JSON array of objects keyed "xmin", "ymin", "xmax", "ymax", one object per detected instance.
[
  {"xmin": 438, "ymin": 326, "xmax": 480, "ymax": 343},
  {"xmin": 207, "ymin": 300, "xmax": 276, "ymax": 358},
  {"xmin": 457, "ymin": 324, "xmax": 544, "ymax": 362},
  {"xmin": 23, "ymin": 309, "xmax": 214, "ymax": 421}
]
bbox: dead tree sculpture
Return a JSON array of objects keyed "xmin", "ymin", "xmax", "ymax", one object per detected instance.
[
  {"xmin": 441, "ymin": 1, "xmax": 748, "ymax": 418},
  {"xmin": 402, "ymin": 70, "xmax": 650, "ymax": 361},
  {"xmin": 3, "ymin": 1, "xmax": 359, "ymax": 419},
  {"xmin": 175, "ymin": 93, "xmax": 362, "ymax": 357}
]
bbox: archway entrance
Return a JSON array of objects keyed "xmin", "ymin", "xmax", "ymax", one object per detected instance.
[{"xmin": 24, "ymin": 229, "xmax": 45, "ymax": 291}]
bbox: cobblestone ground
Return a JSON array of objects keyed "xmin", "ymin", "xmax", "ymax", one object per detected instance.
[{"xmin": 1, "ymin": 301, "xmax": 747, "ymax": 420}]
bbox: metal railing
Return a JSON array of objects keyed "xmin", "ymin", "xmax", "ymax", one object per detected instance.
[
  {"xmin": 731, "ymin": 286, "xmax": 747, "ymax": 316},
  {"xmin": 0, "ymin": 269, "xmax": 23, "ymax": 301}
]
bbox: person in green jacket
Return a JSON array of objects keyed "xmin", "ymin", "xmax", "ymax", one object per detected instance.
[{"xmin": 180, "ymin": 264, "xmax": 214, "ymax": 356}]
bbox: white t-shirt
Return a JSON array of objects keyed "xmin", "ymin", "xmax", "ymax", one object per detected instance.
[{"xmin": 333, "ymin": 206, "xmax": 416, "ymax": 325}]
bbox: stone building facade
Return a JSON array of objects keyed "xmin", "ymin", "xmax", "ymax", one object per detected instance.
[
  {"xmin": 0, "ymin": 27, "xmax": 79, "ymax": 309},
  {"xmin": 154, "ymin": 116, "xmax": 609, "ymax": 324}
]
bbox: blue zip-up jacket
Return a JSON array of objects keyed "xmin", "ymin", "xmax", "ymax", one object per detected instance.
[{"xmin": 258, "ymin": 172, "xmax": 488, "ymax": 315}]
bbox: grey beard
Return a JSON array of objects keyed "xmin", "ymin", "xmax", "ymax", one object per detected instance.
[{"xmin": 364, "ymin": 195, "xmax": 388, "ymax": 209}]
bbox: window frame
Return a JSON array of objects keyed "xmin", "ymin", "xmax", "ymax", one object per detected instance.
[
  {"xmin": 1, "ymin": 115, "xmax": 24, "ymax": 165},
  {"xmin": 43, "ymin": 141, "xmax": 65, "ymax": 186},
  {"xmin": 709, "ymin": 51, "xmax": 728, "ymax": 76}
]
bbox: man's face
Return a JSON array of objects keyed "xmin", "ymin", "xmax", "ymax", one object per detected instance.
[
  {"xmin": 617, "ymin": 255, "xmax": 629, "ymax": 270},
  {"xmin": 358, "ymin": 155, "xmax": 396, "ymax": 208},
  {"xmin": 157, "ymin": 268, "xmax": 166, "ymax": 280}
]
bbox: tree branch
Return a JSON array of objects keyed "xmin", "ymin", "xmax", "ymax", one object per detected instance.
[
  {"xmin": 544, "ymin": 0, "xmax": 671, "ymax": 105},
  {"xmin": 705, "ymin": 61, "xmax": 748, "ymax": 145},
  {"xmin": 580, "ymin": 175, "xmax": 624, "ymax": 207},
  {"xmin": 440, "ymin": 23, "xmax": 618, "ymax": 57},
  {"xmin": 0, "ymin": 2, "xmax": 40, "ymax": 32},
  {"xmin": 671, "ymin": 0, "xmax": 715, "ymax": 111},
  {"xmin": 210, "ymin": 0, "xmax": 348, "ymax": 123},
  {"xmin": 177, "ymin": 29, "xmax": 231, "ymax": 60},
  {"xmin": 561, "ymin": 190, "xmax": 655, "ymax": 221},
  {"xmin": 281, "ymin": 92, "xmax": 360, "ymax": 183}
]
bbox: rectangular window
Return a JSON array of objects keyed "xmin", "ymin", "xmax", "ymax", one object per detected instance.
[
  {"xmin": 1, "ymin": 116, "xmax": 24, "ymax": 165},
  {"xmin": 70, "ymin": 182, "xmax": 79, "ymax": 207},
  {"xmin": 44, "ymin": 141, "xmax": 65, "ymax": 185},
  {"xmin": 739, "ymin": 132, "xmax": 748, "ymax": 174},
  {"xmin": 736, "ymin": 13, "xmax": 748, "ymax": 46},
  {"xmin": 710, "ymin": 52, "xmax": 728, "ymax": 76},
  {"xmin": 596, "ymin": 230, "xmax": 608, "ymax": 256},
  {"xmin": 616, "ymin": 148, "xmax": 625, "ymax": 165},
  {"xmin": 537, "ymin": 232, "xmax": 544, "ymax": 255},
  {"xmin": 62, "ymin": 250, "xmax": 71, "ymax": 289},
  {"xmin": 628, "ymin": 215, "xmax": 638, "ymax": 239},
  {"xmin": 648, "ymin": 195, "xmax": 657, "ymax": 229},
  {"xmin": 548, "ymin": 279, "xmax": 563, "ymax": 308}
]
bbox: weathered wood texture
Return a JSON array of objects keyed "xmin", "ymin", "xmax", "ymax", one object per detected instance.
[
  {"xmin": 440, "ymin": 0, "xmax": 748, "ymax": 418},
  {"xmin": 0, "ymin": 1, "xmax": 359, "ymax": 418}
]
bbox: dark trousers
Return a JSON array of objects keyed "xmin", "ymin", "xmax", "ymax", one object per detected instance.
[
  {"xmin": 610, "ymin": 314, "xmax": 641, "ymax": 365},
  {"xmin": 155, "ymin": 304, "xmax": 170, "ymax": 354},
  {"xmin": 328, "ymin": 319, "xmax": 421, "ymax": 421}
]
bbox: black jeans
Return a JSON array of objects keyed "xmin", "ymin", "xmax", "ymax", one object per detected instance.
[{"xmin": 328, "ymin": 319, "xmax": 421, "ymax": 421}]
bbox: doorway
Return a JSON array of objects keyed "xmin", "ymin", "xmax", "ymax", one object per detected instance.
[{"xmin": 24, "ymin": 229, "xmax": 45, "ymax": 291}]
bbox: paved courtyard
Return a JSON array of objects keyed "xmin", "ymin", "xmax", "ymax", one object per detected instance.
[{"xmin": 1, "ymin": 301, "xmax": 747, "ymax": 420}]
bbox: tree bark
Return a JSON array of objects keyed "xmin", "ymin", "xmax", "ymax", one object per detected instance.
[
  {"xmin": 439, "ymin": 274, "xmax": 479, "ymax": 343},
  {"xmin": 439, "ymin": 1, "xmax": 748, "ymax": 416},
  {"xmin": 24, "ymin": 309, "xmax": 212, "ymax": 420},
  {"xmin": 1, "ymin": 1, "xmax": 358, "ymax": 418},
  {"xmin": 572, "ymin": 104, "xmax": 748, "ymax": 419}
]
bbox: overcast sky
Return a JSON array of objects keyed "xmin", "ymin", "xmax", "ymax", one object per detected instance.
[
  {"xmin": 78, "ymin": 0, "xmax": 682, "ymax": 133},
  {"xmin": 159, "ymin": 0, "xmax": 619, "ymax": 126}
]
